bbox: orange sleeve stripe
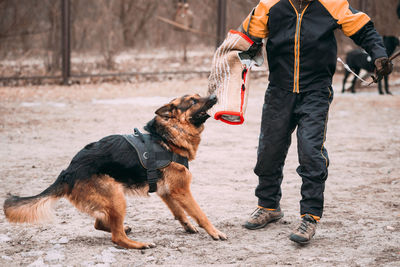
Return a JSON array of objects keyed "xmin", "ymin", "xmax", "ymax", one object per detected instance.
[
  {"xmin": 242, "ymin": 0, "xmax": 280, "ymax": 39},
  {"xmin": 339, "ymin": 11, "xmax": 370, "ymax": 36},
  {"xmin": 319, "ymin": 0, "xmax": 370, "ymax": 36}
]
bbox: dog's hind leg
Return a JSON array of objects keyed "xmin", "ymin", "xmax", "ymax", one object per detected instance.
[
  {"xmin": 67, "ymin": 175, "xmax": 154, "ymax": 249},
  {"xmin": 94, "ymin": 219, "xmax": 132, "ymax": 234},
  {"xmin": 378, "ymin": 79, "xmax": 384, "ymax": 94},
  {"xmin": 107, "ymin": 202, "xmax": 155, "ymax": 249},
  {"xmin": 159, "ymin": 193, "xmax": 198, "ymax": 233},
  {"xmin": 342, "ymin": 70, "xmax": 351, "ymax": 93},
  {"xmin": 384, "ymin": 75, "xmax": 391, "ymax": 94},
  {"xmin": 350, "ymin": 69, "xmax": 360, "ymax": 93}
]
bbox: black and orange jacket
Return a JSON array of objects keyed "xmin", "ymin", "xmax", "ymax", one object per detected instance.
[{"xmin": 242, "ymin": 0, "xmax": 387, "ymax": 93}]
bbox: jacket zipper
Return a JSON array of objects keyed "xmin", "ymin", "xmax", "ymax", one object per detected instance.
[
  {"xmin": 289, "ymin": 1, "xmax": 310, "ymax": 93},
  {"xmin": 294, "ymin": 14, "xmax": 301, "ymax": 93}
]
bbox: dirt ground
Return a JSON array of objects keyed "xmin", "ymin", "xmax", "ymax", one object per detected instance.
[{"xmin": 0, "ymin": 75, "xmax": 399, "ymax": 267}]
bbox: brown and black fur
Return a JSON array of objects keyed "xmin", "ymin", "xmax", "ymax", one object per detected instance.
[{"xmin": 3, "ymin": 94, "xmax": 226, "ymax": 249}]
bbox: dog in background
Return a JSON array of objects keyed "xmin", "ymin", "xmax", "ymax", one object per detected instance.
[
  {"xmin": 3, "ymin": 94, "xmax": 227, "ymax": 249},
  {"xmin": 342, "ymin": 36, "xmax": 399, "ymax": 94}
]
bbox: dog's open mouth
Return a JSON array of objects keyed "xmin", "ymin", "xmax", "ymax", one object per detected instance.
[
  {"xmin": 190, "ymin": 96, "xmax": 217, "ymax": 126},
  {"xmin": 193, "ymin": 111, "xmax": 210, "ymax": 121},
  {"xmin": 191, "ymin": 109, "xmax": 211, "ymax": 126}
]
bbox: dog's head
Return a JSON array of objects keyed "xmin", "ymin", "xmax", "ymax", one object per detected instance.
[{"xmin": 155, "ymin": 94, "xmax": 217, "ymax": 128}]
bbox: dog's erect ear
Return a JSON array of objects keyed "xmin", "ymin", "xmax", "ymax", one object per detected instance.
[{"xmin": 155, "ymin": 104, "xmax": 173, "ymax": 118}]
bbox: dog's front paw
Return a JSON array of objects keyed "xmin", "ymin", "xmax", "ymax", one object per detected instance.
[
  {"xmin": 142, "ymin": 242, "xmax": 157, "ymax": 249},
  {"xmin": 209, "ymin": 229, "xmax": 227, "ymax": 241},
  {"xmin": 183, "ymin": 222, "xmax": 198, "ymax": 233},
  {"xmin": 124, "ymin": 226, "xmax": 132, "ymax": 234}
]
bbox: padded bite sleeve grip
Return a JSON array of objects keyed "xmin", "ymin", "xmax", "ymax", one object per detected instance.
[{"xmin": 208, "ymin": 30, "xmax": 263, "ymax": 125}]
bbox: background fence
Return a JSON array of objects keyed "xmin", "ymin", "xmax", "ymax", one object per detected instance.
[{"xmin": 0, "ymin": 0, "xmax": 399, "ymax": 85}]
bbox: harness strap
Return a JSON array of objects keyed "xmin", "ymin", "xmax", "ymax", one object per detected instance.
[
  {"xmin": 133, "ymin": 128, "xmax": 189, "ymax": 193},
  {"xmin": 135, "ymin": 128, "xmax": 158, "ymax": 192},
  {"xmin": 172, "ymin": 153, "xmax": 189, "ymax": 169}
]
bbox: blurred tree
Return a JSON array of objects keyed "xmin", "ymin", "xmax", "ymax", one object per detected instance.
[
  {"xmin": 119, "ymin": 0, "xmax": 158, "ymax": 47},
  {"xmin": 44, "ymin": 0, "xmax": 61, "ymax": 73},
  {"xmin": 398, "ymin": 0, "xmax": 400, "ymax": 19},
  {"xmin": 0, "ymin": 0, "xmax": 398, "ymax": 75}
]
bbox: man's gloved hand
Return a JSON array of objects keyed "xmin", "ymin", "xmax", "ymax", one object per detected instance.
[
  {"xmin": 374, "ymin": 57, "xmax": 393, "ymax": 81},
  {"xmin": 237, "ymin": 24, "xmax": 263, "ymax": 58},
  {"xmin": 247, "ymin": 41, "xmax": 263, "ymax": 58}
]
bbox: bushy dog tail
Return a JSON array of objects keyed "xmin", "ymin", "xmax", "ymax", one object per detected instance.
[{"xmin": 3, "ymin": 174, "xmax": 67, "ymax": 223}]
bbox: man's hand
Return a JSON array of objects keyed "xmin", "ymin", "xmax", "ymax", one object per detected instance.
[
  {"xmin": 237, "ymin": 24, "xmax": 263, "ymax": 58},
  {"xmin": 247, "ymin": 41, "xmax": 263, "ymax": 58},
  {"xmin": 374, "ymin": 57, "xmax": 393, "ymax": 81}
]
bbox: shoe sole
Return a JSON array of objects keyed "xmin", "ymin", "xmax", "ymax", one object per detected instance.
[
  {"xmin": 289, "ymin": 233, "xmax": 315, "ymax": 245},
  {"xmin": 289, "ymin": 237, "xmax": 309, "ymax": 244},
  {"xmin": 243, "ymin": 214, "xmax": 284, "ymax": 230}
]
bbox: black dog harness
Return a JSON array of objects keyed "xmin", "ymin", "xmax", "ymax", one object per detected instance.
[{"xmin": 123, "ymin": 128, "xmax": 188, "ymax": 193}]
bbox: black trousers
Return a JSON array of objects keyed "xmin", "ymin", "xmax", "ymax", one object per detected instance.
[{"xmin": 254, "ymin": 85, "xmax": 333, "ymax": 218}]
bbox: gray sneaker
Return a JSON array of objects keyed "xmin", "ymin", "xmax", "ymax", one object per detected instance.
[
  {"xmin": 243, "ymin": 206, "xmax": 284, "ymax": 230},
  {"xmin": 289, "ymin": 214, "xmax": 318, "ymax": 244}
]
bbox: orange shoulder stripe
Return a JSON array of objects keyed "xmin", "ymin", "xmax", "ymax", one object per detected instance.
[
  {"xmin": 242, "ymin": 0, "xmax": 281, "ymax": 39},
  {"xmin": 318, "ymin": 0, "xmax": 370, "ymax": 36}
]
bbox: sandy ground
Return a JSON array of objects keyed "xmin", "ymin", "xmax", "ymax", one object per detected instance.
[{"xmin": 0, "ymin": 75, "xmax": 399, "ymax": 266}]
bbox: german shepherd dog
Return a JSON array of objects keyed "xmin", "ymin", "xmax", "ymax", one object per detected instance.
[{"xmin": 3, "ymin": 94, "xmax": 227, "ymax": 249}]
